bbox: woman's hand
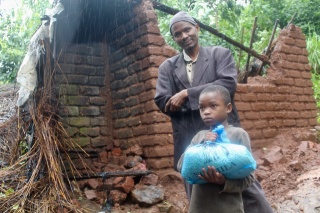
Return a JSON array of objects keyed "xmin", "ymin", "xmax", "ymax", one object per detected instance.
[{"xmin": 199, "ymin": 166, "xmax": 225, "ymax": 185}]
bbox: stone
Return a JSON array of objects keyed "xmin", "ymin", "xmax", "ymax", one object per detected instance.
[
  {"xmin": 84, "ymin": 189, "xmax": 97, "ymax": 200},
  {"xmin": 87, "ymin": 179, "xmax": 99, "ymax": 190},
  {"xmin": 131, "ymin": 185, "xmax": 164, "ymax": 206},
  {"xmin": 124, "ymin": 155, "xmax": 143, "ymax": 168},
  {"xmin": 125, "ymin": 144, "xmax": 143, "ymax": 156},
  {"xmin": 298, "ymin": 141, "xmax": 309, "ymax": 156},
  {"xmin": 262, "ymin": 146, "xmax": 286, "ymax": 166},
  {"xmin": 113, "ymin": 176, "xmax": 135, "ymax": 194},
  {"xmin": 289, "ymin": 160, "xmax": 303, "ymax": 171},
  {"xmin": 109, "ymin": 189, "xmax": 127, "ymax": 204},
  {"xmin": 157, "ymin": 202, "xmax": 173, "ymax": 212},
  {"xmin": 140, "ymin": 174, "xmax": 159, "ymax": 186}
]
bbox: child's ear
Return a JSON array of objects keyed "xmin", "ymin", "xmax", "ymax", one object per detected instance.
[{"xmin": 226, "ymin": 103, "xmax": 232, "ymax": 113}]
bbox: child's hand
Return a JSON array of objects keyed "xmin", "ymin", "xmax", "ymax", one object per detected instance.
[
  {"xmin": 205, "ymin": 132, "xmax": 218, "ymax": 142},
  {"xmin": 198, "ymin": 166, "xmax": 225, "ymax": 185}
]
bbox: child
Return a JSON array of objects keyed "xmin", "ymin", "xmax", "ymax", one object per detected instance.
[{"xmin": 177, "ymin": 85, "xmax": 272, "ymax": 213}]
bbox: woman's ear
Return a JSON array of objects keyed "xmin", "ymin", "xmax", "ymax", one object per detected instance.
[{"xmin": 226, "ymin": 103, "xmax": 232, "ymax": 113}]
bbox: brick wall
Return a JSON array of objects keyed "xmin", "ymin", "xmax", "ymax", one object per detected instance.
[
  {"xmin": 107, "ymin": 0, "xmax": 177, "ymax": 170},
  {"xmin": 54, "ymin": 0, "xmax": 178, "ymax": 172},
  {"xmin": 235, "ymin": 24, "xmax": 317, "ymax": 149}
]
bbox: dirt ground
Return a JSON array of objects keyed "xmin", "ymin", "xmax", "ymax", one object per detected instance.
[{"xmin": 1, "ymin": 84, "xmax": 320, "ymax": 213}]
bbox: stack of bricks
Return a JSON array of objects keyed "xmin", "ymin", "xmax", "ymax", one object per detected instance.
[
  {"xmin": 235, "ymin": 24, "xmax": 317, "ymax": 149},
  {"xmin": 108, "ymin": 0, "xmax": 177, "ymax": 170}
]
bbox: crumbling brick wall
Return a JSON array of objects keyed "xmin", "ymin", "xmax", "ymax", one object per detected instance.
[{"xmin": 235, "ymin": 24, "xmax": 317, "ymax": 149}]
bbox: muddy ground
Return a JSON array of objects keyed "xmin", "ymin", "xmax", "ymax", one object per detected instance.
[{"xmin": 0, "ymin": 84, "xmax": 319, "ymax": 213}]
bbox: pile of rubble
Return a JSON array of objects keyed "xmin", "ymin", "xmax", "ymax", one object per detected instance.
[{"xmin": 71, "ymin": 144, "xmax": 187, "ymax": 213}]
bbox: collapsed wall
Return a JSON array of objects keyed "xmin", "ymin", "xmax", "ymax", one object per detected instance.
[{"xmin": 235, "ymin": 24, "xmax": 317, "ymax": 149}]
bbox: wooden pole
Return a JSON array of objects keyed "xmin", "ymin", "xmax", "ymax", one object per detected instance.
[
  {"xmin": 151, "ymin": 1, "xmax": 270, "ymax": 64},
  {"xmin": 68, "ymin": 170, "xmax": 152, "ymax": 180},
  {"xmin": 245, "ymin": 16, "xmax": 258, "ymax": 71},
  {"xmin": 257, "ymin": 19, "xmax": 279, "ymax": 75},
  {"xmin": 237, "ymin": 27, "xmax": 244, "ymax": 70}
]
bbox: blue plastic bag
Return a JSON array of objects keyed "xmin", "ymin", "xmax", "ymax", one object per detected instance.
[{"xmin": 181, "ymin": 125, "xmax": 256, "ymax": 184}]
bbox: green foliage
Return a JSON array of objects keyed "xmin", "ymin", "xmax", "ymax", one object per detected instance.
[{"xmin": 0, "ymin": 0, "xmax": 51, "ymax": 83}]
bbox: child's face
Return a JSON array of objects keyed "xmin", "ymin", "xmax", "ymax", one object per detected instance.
[{"xmin": 198, "ymin": 91, "xmax": 232, "ymax": 127}]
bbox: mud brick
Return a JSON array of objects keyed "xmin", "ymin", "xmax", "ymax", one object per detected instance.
[
  {"xmin": 302, "ymin": 48, "xmax": 309, "ymax": 56},
  {"xmin": 144, "ymin": 78, "xmax": 157, "ymax": 91},
  {"xmin": 298, "ymin": 95, "xmax": 310, "ymax": 102},
  {"xmin": 59, "ymin": 106, "xmax": 79, "ymax": 116},
  {"xmin": 286, "ymin": 94, "xmax": 298, "ymax": 102},
  {"xmin": 241, "ymin": 121, "xmax": 253, "ymax": 130},
  {"xmin": 129, "ymin": 84, "xmax": 145, "ymax": 96},
  {"xmin": 88, "ymin": 76, "xmax": 105, "ymax": 86},
  {"xmin": 269, "ymin": 119, "xmax": 283, "ymax": 128},
  {"xmin": 163, "ymin": 45, "xmax": 178, "ymax": 57},
  {"xmin": 263, "ymin": 85, "xmax": 278, "ymax": 93},
  {"xmin": 260, "ymin": 112, "xmax": 275, "ymax": 119},
  {"xmin": 90, "ymin": 117, "xmax": 107, "ymax": 126},
  {"xmin": 75, "ymin": 65, "xmax": 96, "ymax": 75},
  {"xmin": 291, "ymin": 46, "xmax": 303, "ymax": 55},
  {"xmin": 234, "ymin": 94, "xmax": 241, "ymax": 101},
  {"xmin": 292, "ymin": 102, "xmax": 305, "ymax": 111},
  {"xmin": 114, "ymin": 69, "xmax": 129, "ymax": 80},
  {"xmin": 139, "ymin": 90, "xmax": 155, "ymax": 103},
  {"xmin": 69, "ymin": 117, "xmax": 91, "ymax": 127},
  {"xmin": 123, "ymin": 75, "xmax": 139, "ymax": 87},
  {"xmin": 139, "ymin": 134, "xmax": 173, "ymax": 147},
  {"xmin": 131, "ymin": 105, "xmax": 144, "ymax": 116},
  {"xmin": 116, "ymin": 128, "xmax": 133, "ymax": 139},
  {"xmin": 277, "ymin": 86, "xmax": 291, "ymax": 94},
  {"xmin": 287, "ymin": 111, "xmax": 300, "ymax": 119},
  {"xmin": 304, "ymin": 88, "xmax": 314, "ymax": 95},
  {"xmin": 113, "ymin": 177, "xmax": 135, "ymax": 194},
  {"xmin": 132, "ymin": 126, "xmax": 148, "ymax": 136},
  {"xmin": 111, "ymin": 81, "xmax": 124, "ymax": 90},
  {"xmin": 110, "ymin": 61, "xmax": 122, "ymax": 72},
  {"xmin": 244, "ymin": 112, "xmax": 260, "ymax": 120},
  {"xmin": 87, "ymin": 179, "xmax": 99, "ymax": 190},
  {"xmin": 65, "ymin": 126, "xmax": 78, "ymax": 137},
  {"xmin": 112, "ymin": 148, "xmax": 122, "ymax": 156},
  {"xmin": 275, "ymin": 111, "xmax": 288, "ymax": 118},
  {"xmin": 301, "ymin": 72, "xmax": 311, "ymax": 79},
  {"xmin": 300, "ymin": 111, "xmax": 314, "ymax": 119},
  {"xmin": 148, "ymin": 123, "xmax": 173, "ymax": 134},
  {"xmin": 116, "ymin": 89, "xmax": 129, "ymax": 99},
  {"xmin": 125, "ymin": 96, "xmax": 139, "ymax": 107},
  {"xmin": 79, "ymin": 106, "xmax": 100, "ymax": 116},
  {"xmin": 247, "ymin": 130, "xmax": 262, "ymax": 140},
  {"xmin": 253, "ymin": 120, "xmax": 269, "ymax": 129},
  {"xmin": 79, "ymin": 86, "xmax": 100, "ymax": 96},
  {"xmin": 279, "ymin": 102, "xmax": 291, "ymax": 110},
  {"xmin": 284, "ymin": 70, "xmax": 301, "ymax": 78},
  {"xmin": 145, "ymin": 100, "xmax": 159, "ymax": 112},
  {"xmin": 241, "ymin": 94, "xmax": 257, "ymax": 102},
  {"xmin": 248, "ymin": 85, "xmax": 265, "ymax": 93},
  {"xmin": 143, "ymin": 145, "xmax": 174, "ymax": 158},
  {"xmin": 309, "ymin": 118, "xmax": 318, "ymax": 126},
  {"xmin": 291, "ymin": 87, "xmax": 304, "ymax": 95},
  {"xmin": 114, "ymin": 118, "xmax": 128, "ymax": 129},
  {"xmin": 79, "ymin": 127, "xmax": 100, "ymax": 137},
  {"xmin": 119, "ymin": 32, "xmax": 135, "ymax": 48},
  {"xmin": 140, "ymin": 111, "xmax": 168, "ymax": 124},
  {"xmin": 271, "ymin": 94, "xmax": 286, "ymax": 102},
  {"xmin": 262, "ymin": 129, "xmax": 278, "ymax": 138},
  {"xmin": 296, "ymin": 119, "xmax": 309, "ymax": 127},
  {"xmin": 304, "ymin": 64, "xmax": 312, "ymax": 71},
  {"xmin": 90, "ymin": 97, "xmax": 106, "ymax": 106},
  {"xmin": 73, "ymin": 137, "xmax": 91, "ymax": 147},
  {"xmin": 118, "ymin": 108, "xmax": 130, "ymax": 118},
  {"xmin": 266, "ymin": 102, "xmax": 281, "ymax": 111},
  {"xmin": 257, "ymin": 94, "xmax": 271, "ymax": 101},
  {"xmin": 146, "ymin": 157, "xmax": 173, "ymax": 169},
  {"xmin": 127, "ymin": 116, "xmax": 142, "ymax": 127},
  {"xmin": 92, "ymin": 136, "xmax": 111, "ymax": 148},
  {"xmin": 135, "ymin": 47, "xmax": 151, "ymax": 60},
  {"xmin": 237, "ymin": 102, "xmax": 252, "ymax": 111},
  {"xmin": 305, "ymin": 103, "xmax": 317, "ymax": 110},
  {"xmin": 295, "ymin": 39, "xmax": 307, "ymax": 48},
  {"xmin": 139, "ymin": 34, "xmax": 165, "ymax": 47},
  {"xmin": 55, "ymin": 63, "xmax": 76, "ymax": 74},
  {"xmin": 140, "ymin": 174, "xmax": 159, "ymax": 186},
  {"xmin": 283, "ymin": 119, "xmax": 296, "ymax": 127},
  {"xmin": 297, "ymin": 55, "xmax": 309, "ymax": 64}
]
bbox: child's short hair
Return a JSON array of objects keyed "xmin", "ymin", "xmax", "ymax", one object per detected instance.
[{"xmin": 200, "ymin": 85, "xmax": 231, "ymax": 105}]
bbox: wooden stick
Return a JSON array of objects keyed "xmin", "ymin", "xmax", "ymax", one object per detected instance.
[
  {"xmin": 151, "ymin": 1, "xmax": 270, "ymax": 64},
  {"xmin": 245, "ymin": 16, "xmax": 258, "ymax": 72},
  {"xmin": 287, "ymin": 12, "xmax": 297, "ymax": 26},
  {"xmin": 237, "ymin": 27, "xmax": 244, "ymax": 70},
  {"xmin": 67, "ymin": 170, "xmax": 152, "ymax": 180},
  {"xmin": 257, "ymin": 19, "xmax": 279, "ymax": 75}
]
